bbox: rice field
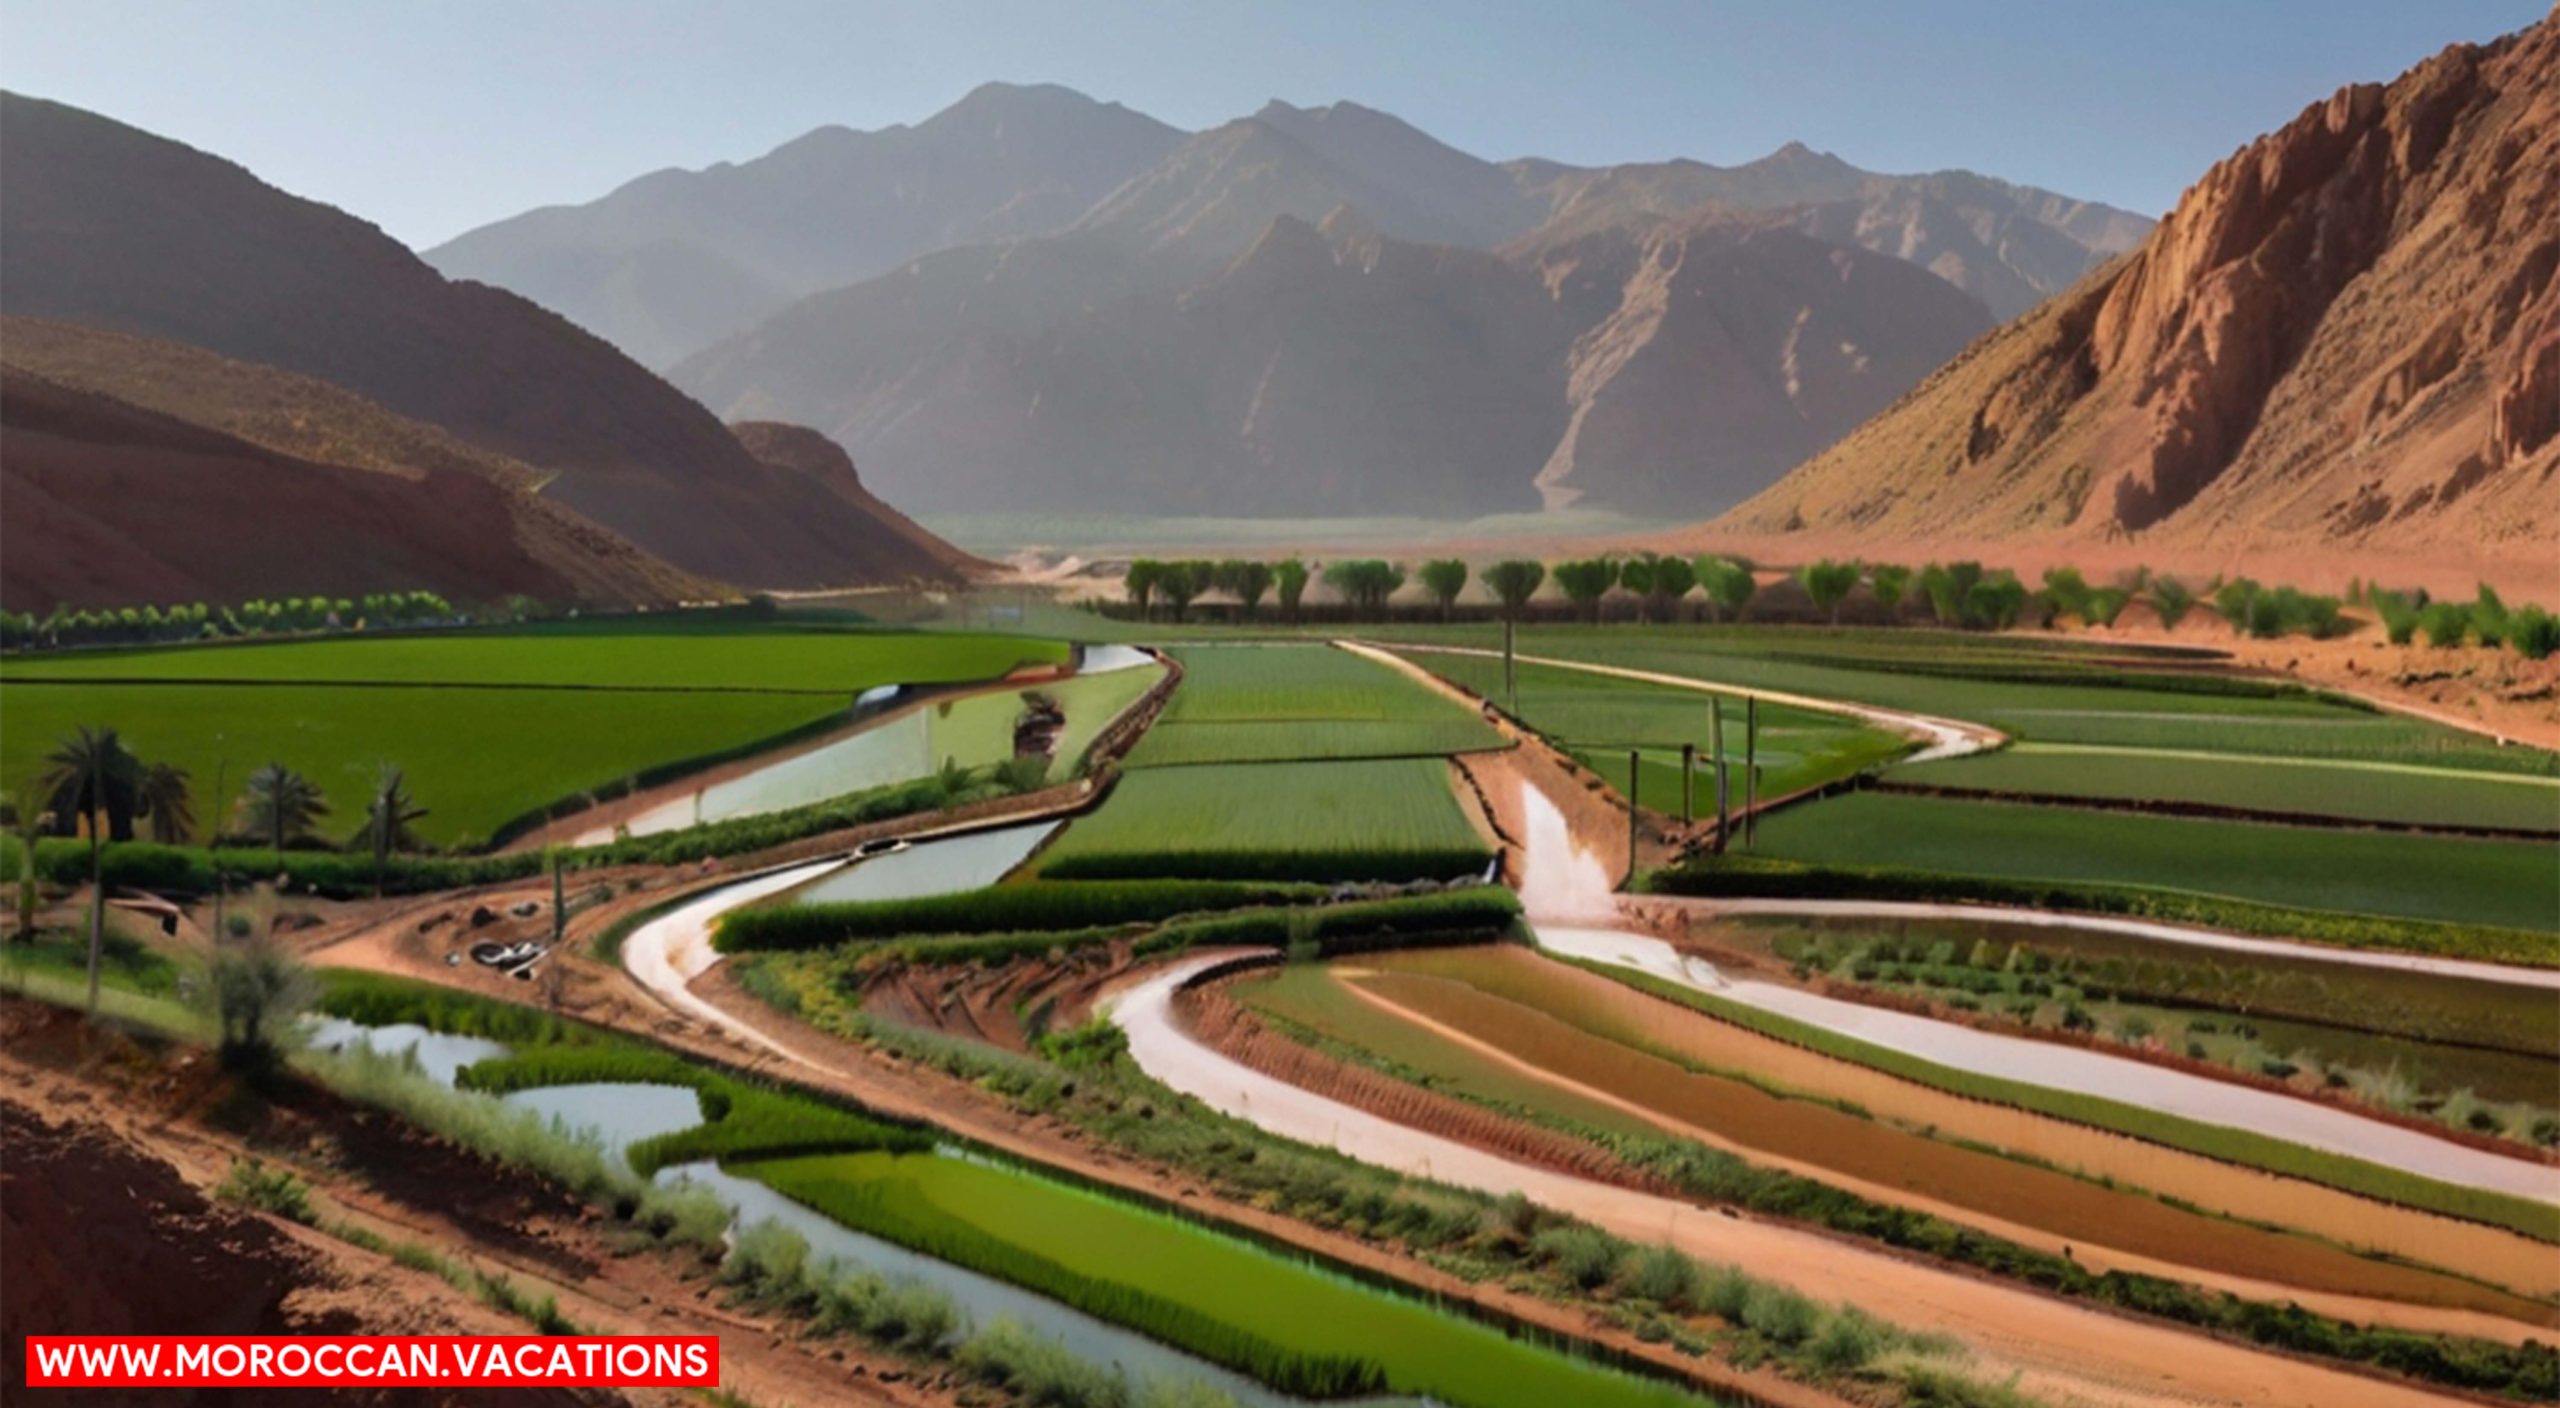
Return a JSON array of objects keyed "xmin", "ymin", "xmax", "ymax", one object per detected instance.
[
  {"xmin": 741, "ymin": 1148, "xmax": 1713, "ymax": 1408},
  {"xmin": 1749, "ymin": 793, "xmax": 2560, "ymax": 932},
  {"xmin": 1037, "ymin": 759, "xmax": 1493, "ymax": 882},
  {"xmin": 1125, "ymin": 644, "xmax": 1505, "ymax": 768},
  {"xmin": 1891, "ymin": 744, "xmax": 2559, "ymax": 834},
  {"xmin": 0, "ymin": 622, "xmax": 1068, "ymax": 691},
  {"xmin": 0, "ymin": 679, "xmax": 836, "ymax": 848},
  {"xmin": 2, "ymin": 623, "xmax": 1074, "ymax": 847}
]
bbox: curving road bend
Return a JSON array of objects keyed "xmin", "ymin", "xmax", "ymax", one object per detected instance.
[{"xmin": 621, "ymin": 857, "xmax": 846, "ymax": 1064}]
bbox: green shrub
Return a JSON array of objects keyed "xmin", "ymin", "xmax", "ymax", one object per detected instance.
[
  {"xmin": 717, "ymin": 880, "xmax": 1321, "ymax": 951},
  {"xmin": 2510, "ymin": 605, "xmax": 2560, "ymax": 661},
  {"xmin": 2420, "ymin": 601, "xmax": 2472, "ymax": 648},
  {"xmin": 214, "ymin": 1157, "xmax": 316, "ymax": 1224}
]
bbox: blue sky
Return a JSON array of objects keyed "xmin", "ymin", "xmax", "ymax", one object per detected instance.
[{"xmin": 1, "ymin": 0, "xmax": 2542, "ymax": 250}]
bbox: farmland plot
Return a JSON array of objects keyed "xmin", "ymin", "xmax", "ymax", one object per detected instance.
[
  {"xmin": 1750, "ymin": 793, "xmax": 2560, "ymax": 932},
  {"xmin": 1038, "ymin": 759, "xmax": 1493, "ymax": 882},
  {"xmin": 1401, "ymin": 652, "xmax": 1909, "ymax": 801},
  {"xmin": 1891, "ymin": 744, "xmax": 2560, "ymax": 834},
  {"xmin": 1125, "ymin": 644, "xmax": 1505, "ymax": 768}
]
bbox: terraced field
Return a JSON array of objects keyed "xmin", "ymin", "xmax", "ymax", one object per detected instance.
[
  {"xmin": 1235, "ymin": 954, "xmax": 2547, "ymax": 1323},
  {"xmin": 1125, "ymin": 643, "xmax": 1505, "ymax": 768},
  {"xmin": 1039, "ymin": 758, "xmax": 1492, "ymax": 882},
  {"xmin": 1, "ymin": 678, "xmax": 836, "ymax": 848},
  {"xmin": 1749, "ymin": 793, "xmax": 2560, "ymax": 932},
  {"xmin": 1342, "ymin": 948, "xmax": 2560, "ymax": 1292}
]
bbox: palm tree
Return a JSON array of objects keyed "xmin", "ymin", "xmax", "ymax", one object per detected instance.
[
  {"xmin": 241, "ymin": 763, "xmax": 329, "ymax": 853},
  {"xmin": 38, "ymin": 726, "xmax": 140, "ymax": 1014},
  {"xmin": 136, "ymin": 762, "xmax": 195, "ymax": 845},
  {"xmin": 352, "ymin": 766, "xmax": 429, "ymax": 895}
]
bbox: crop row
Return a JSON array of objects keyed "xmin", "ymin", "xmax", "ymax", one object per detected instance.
[
  {"xmin": 1038, "ymin": 759, "xmax": 1493, "ymax": 884},
  {"xmin": 716, "ymin": 879, "xmax": 1324, "ymax": 951},
  {"xmin": 1719, "ymin": 793, "xmax": 2560, "ymax": 937}
]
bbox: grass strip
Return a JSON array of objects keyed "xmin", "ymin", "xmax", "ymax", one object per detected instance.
[{"xmin": 1647, "ymin": 855, "xmax": 2558, "ymax": 968}]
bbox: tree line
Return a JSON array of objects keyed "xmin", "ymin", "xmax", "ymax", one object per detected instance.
[
  {"xmin": 1115, "ymin": 552, "xmax": 2556, "ymax": 655},
  {"xmin": 0, "ymin": 588, "xmax": 563, "ymax": 652}
]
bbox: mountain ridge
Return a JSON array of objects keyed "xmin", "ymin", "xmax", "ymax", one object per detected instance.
[
  {"xmin": 432, "ymin": 82, "xmax": 2149, "ymax": 370},
  {"xmin": 1719, "ymin": 12, "xmax": 2558, "ymax": 562}
]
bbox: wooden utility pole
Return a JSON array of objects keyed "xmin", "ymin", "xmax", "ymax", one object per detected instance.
[
  {"xmin": 1744, "ymin": 697, "xmax": 1760, "ymax": 850},
  {"xmin": 1680, "ymin": 742, "xmax": 1696, "ymax": 825},
  {"xmin": 1502, "ymin": 618, "xmax": 1517, "ymax": 714},
  {"xmin": 1711, "ymin": 697, "xmax": 1730, "ymax": 854},
  {"xmin": 1626, "ymin": 749, "xmax": 1640, "ymax": 887}
]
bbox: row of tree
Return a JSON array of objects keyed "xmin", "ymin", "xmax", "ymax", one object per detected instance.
[
  {"xmin": 25, "ymin": 727, "xmax": 424, "ymax": 857},
  {"xmin": 2367, "ymin": 583, "xmax": 2559, "ymax": 659},
  {"xmin": 1, "ymin": 589, "xmax": 500, "ymax": 652},
  {"xmin": 1120, "ymin": 550, "xmax": 2557, "ymax": 653}
]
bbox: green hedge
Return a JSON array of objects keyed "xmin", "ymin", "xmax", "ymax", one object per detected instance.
[
  {"xmin": 315, "ymin": 971, "xmax": 601, "ymax": 1046},
  {"xmin": 716, "ymin": 880, "xmax": 1323, "ymax": 952},
  {"xmin": 1135, "ymin": 888, "xmax": 1522, "ymax": 960},
  {"xmin": 36, "ymin": 838, "xmax": 543, "ymax": 900},
  {"xmin": 1040, "ymin": 844, "xmax": 1493, "ymax": 885},
  {"xmin": 1644, "ymin": 855, "xmax": 2556, "ymax": 968}
]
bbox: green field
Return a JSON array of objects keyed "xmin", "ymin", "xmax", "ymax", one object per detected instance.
[
  {"xmin": 1125, "ymin": 644, "xmax": 1505, "ymax": 768},
  {"xmin": 0, "ymin": 623, "xmax": 1067, "ymax": 691},
  {"xmin": 1363, "ymin": 625, "xmax": 2550, "ymax": 775},
  {"xmin": 742, "ymin": 1149, "xmax": 1711, "ymax": 1408},
  {"xmin": 2, "ymin": 624, "xmax": 1072, "ymax": 847},
  {"xmin": 1038, "ymin": 759, "xmax": 1493, "ymax": 882},
  {"xmin": 1750, "ymin": 793, "xmax": 2560, "ymax": 932},
  {"xmin": 1404, "ymin": 653, "xmax": 1909, "ymax": 802},
  {"xmin": 1, "ymin": 680, "xmax": 836, "ymax": 848},
  {"xmin": 1892, "ymin": 744, "xmax": 2560, "ymax": 834}
]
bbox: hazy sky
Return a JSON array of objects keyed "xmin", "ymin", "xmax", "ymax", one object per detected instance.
[{"xmin": 2, "ymin": 0, "xmax": 2543, "ymax": 250}]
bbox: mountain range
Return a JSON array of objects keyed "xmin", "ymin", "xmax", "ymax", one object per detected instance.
[
  {"xmin": 1721, "ymin": 10, "xmax": 2558, "ymax": 566},
  {"xmin": 0, "ymin": 92, "xmax": 981, "ymax": 611},
  {"xmin": 429, "ymin": 85, "xmax": 2150, "ymax": 520}
]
